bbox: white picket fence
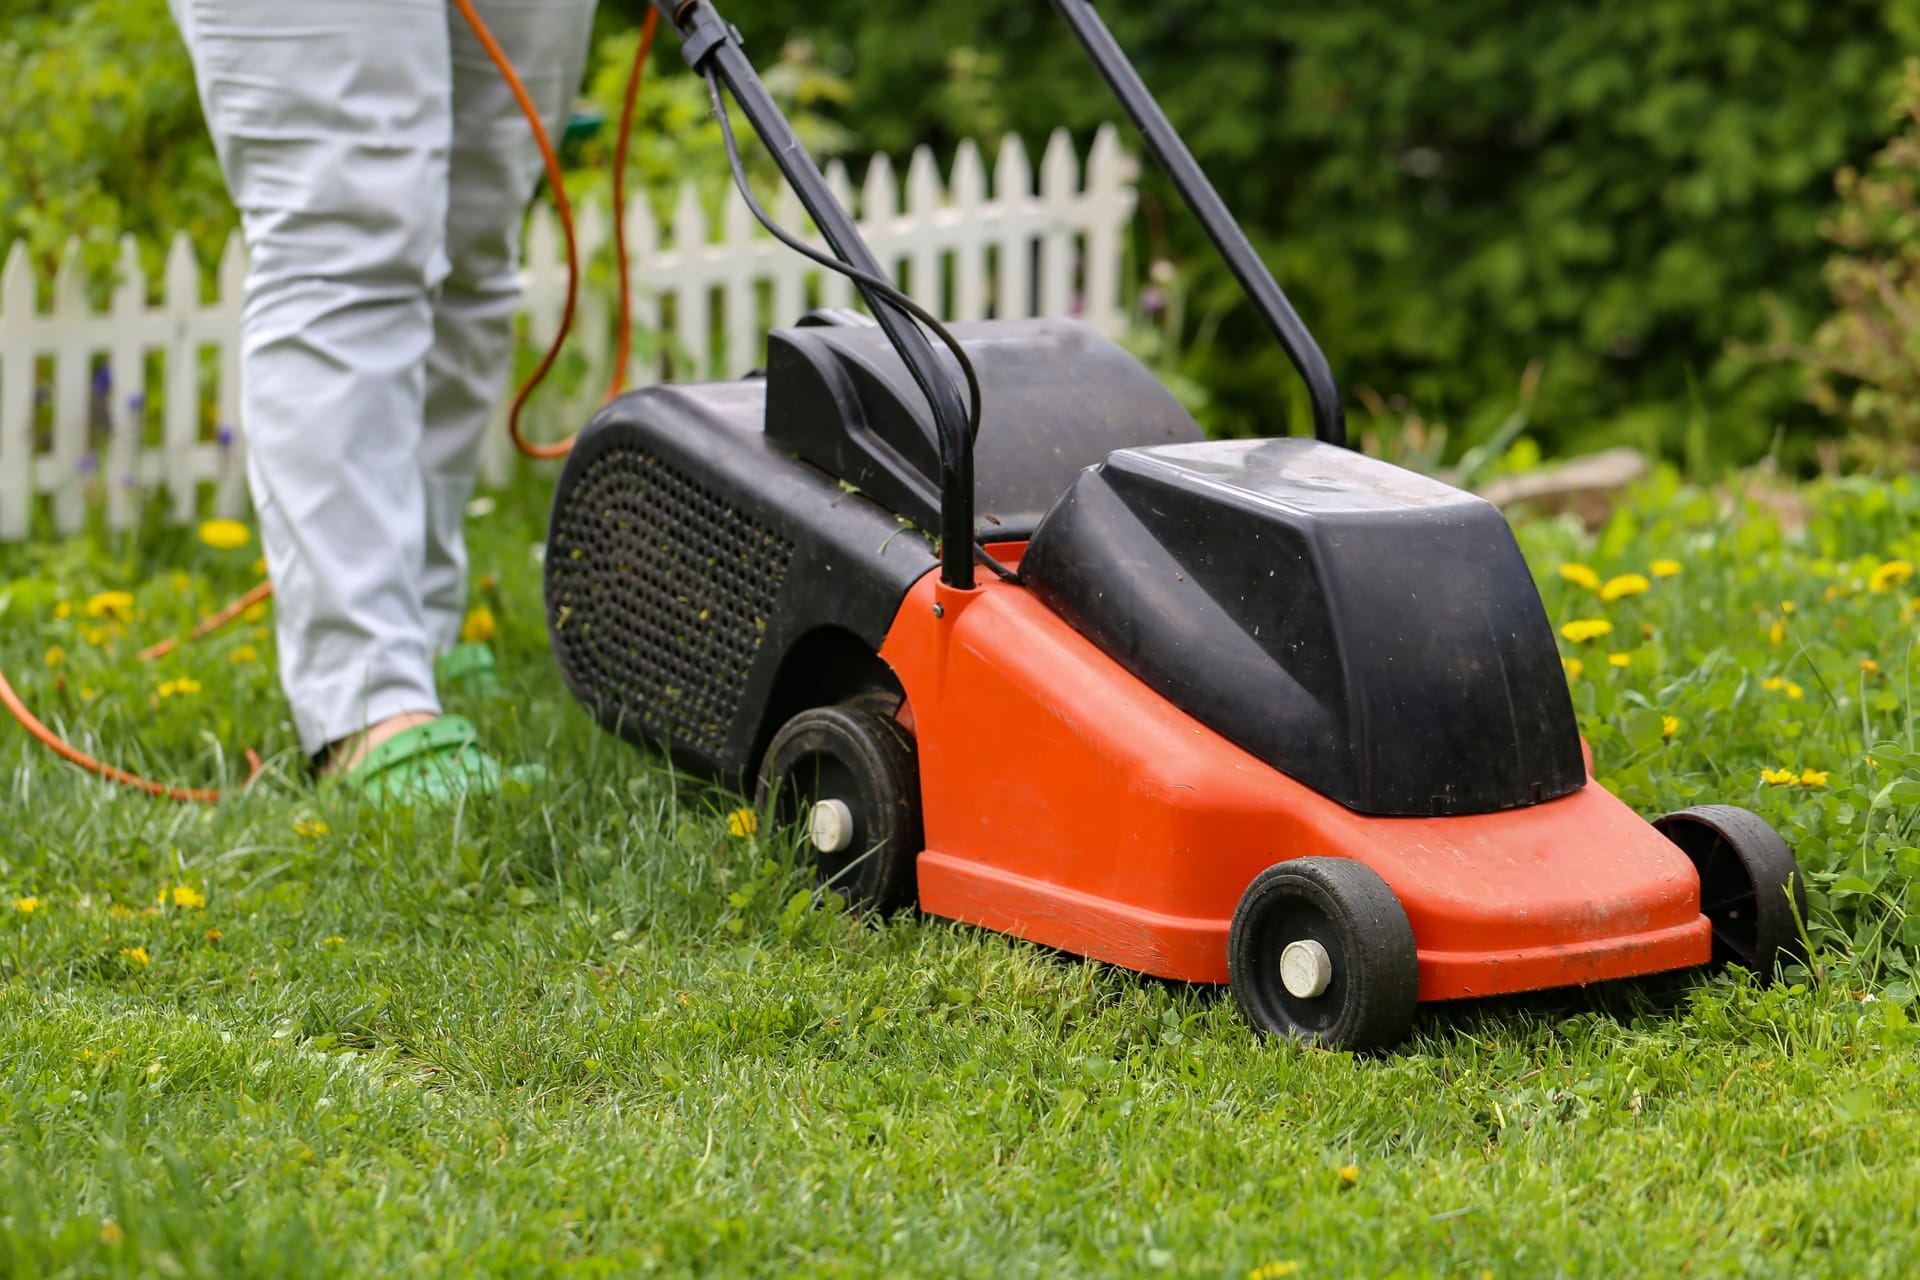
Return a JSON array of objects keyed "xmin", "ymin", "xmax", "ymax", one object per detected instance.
[{"xmin": 0, "ymin": 126, "xmax": 1137, "ymax": 544}]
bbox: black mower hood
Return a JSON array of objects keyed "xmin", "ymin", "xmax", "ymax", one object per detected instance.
[{"xmin": 1019, "ymin": 438, "xmax": 1587, "ymax": 817}]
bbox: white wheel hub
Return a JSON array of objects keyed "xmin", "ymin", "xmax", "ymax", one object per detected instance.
[
  {"xmin": 807, "ymin": 798, "xmax": 855, "ymax": 854},
  {"xmin": 1280, "ymin": 939, "xmax": 1334, "ymax": 999}
]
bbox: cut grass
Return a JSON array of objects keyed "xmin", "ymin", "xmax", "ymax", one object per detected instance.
[{"xmin": 2, "ymin": 467, "xmax": 1918, "ymax": 1277}]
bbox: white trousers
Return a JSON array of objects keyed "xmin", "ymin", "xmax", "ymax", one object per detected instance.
[{"xmin": 169, "ymin": 0, "xmax": 596, "ymax": 755}]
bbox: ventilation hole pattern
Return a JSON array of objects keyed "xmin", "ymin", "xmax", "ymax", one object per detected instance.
[{"xmin": 547, "ymin": 445, "xmax": 794, "ymax": 758}]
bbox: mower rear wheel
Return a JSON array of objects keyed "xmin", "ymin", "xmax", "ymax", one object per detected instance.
[
  {"xmin": 1654, "ymin": 804, "xmax": 1807, "ymax": 978},
  {"xmin": 757, "ymin": 704, "xmax": 922, "ymax": 914},
  {"xmin": 1228, "ymin": 858, "xmax": 1418, "ymax": 1052}
]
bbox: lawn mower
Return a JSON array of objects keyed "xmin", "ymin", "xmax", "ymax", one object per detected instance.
[{"xmin": 544, "ymin": 0, "xmax": 1808, "ymax": 1050}]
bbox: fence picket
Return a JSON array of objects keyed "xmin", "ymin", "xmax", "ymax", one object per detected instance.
[
  {"xmin": 993, "ymin": 134, "xmax": 1033, "ymax": 320},
  {"xmin": 48, "ymin": 241, "xmax": 90, "ymax": 532},
  {"xmin": 0, "ymin": 243, "xmax": 33, "ymax": 540},
  {"xmin": 1, "ymin": 129, "xmax": 1138, "ymax": 543},
  {"xmin": 1082, "ymin": 124, "xmax": 1134, "ymax": 337},
  {"xmin": 1038, "ymin": 129, "xmax": 1079, "ymax": 321},
  {"xmin": 905, "ymin": 147, "xmax": 944, "ymax": 317},
  {"xmin": 770, "ymin": 183, "xmax": 808, "ymax": 329},
  {"xmin": 822, "ymin": 160, "xmax": 857, "ymax": 311},
  {"xmin": 670, "ymin": 183, "xmax": 711, "ymax": 381},
  {"xmin": 161, "ymin": 235, "xmax": 203, "ymax": 524},
  {"xmin": 951, "ymin": 141, "xmax": 987, "ymax": 324},
  {"xmin": 721, "ymin": 184, "xmax": 759, "ymax": 376},
  {"xmin": 104, "ymin": 237, "xmax": 146, "ymax": 531}
]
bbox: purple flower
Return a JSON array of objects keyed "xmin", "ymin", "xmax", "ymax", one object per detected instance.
[
  {"xmin": 215, "ymin": 424, "xmax": 235, "ymax": 448},
  {"xmin": 1140, "ymin": 286, "xmax": 1166, "ymax": 318},
  {"xmin": 92, "ymin": 364, "xmax": 112, "ymax": 395},
  {"xmin": 128, "ymin": 393, "xmax": 147, "ymax": 413},
  {"xmin": 77, "ymin": 451, "xmax": 99, "ymax": 478}
]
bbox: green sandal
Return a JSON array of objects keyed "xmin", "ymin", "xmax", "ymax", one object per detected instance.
[{"xmin": 332, "ymin": 715, "xmax": 540, "ymax": 805}]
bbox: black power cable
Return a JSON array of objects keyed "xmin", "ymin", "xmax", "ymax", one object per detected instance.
[{"xmin": 704, "ymin": 70, "xmax": 1019, "ymax": 585}]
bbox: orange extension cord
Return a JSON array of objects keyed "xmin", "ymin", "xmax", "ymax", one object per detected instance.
[{"xmin": 0, "ymin": 6, "xmax": 659, "ymax": 803}]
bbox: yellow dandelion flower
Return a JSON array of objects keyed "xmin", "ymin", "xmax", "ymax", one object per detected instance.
[
  {"xmin": 1650, "ymin": 559, "xmax": 1682, "ymax": 578},
  {"xmin": 1785, "ymin": 681, "xmax": 1803, "ymax": 700},
  {"xmin": 322, "ymin": 935, "xmax": 345, "ymax": 948},
  {"xmin": 1558, "ymin": 564, "xmax": 1601, "ymax": 590},
  {"xmin": 293, "ymin": 819, "xmax": 330, "ymax": 840},
  {"xmin": 106, "ymin": 904, "xmax": 137, "ymax": 920},
  {"xmin": 1799, "ymin": 768, "xmax": 1830, "ymax": 787},
  {"xmin": 461, "ymin": 605, "xmax": 497, "ymax": 645},
  {"xmin": 1767, "ymin": 619, "xmax": 1786, "ymax": 646},
  {"xmin": 1599, "ymin": 573, "xmax": 1651, "ymax": 602},
  {"xmin": 1869, "ymin": 560, "xmax": 1914, "ymax": 593},
  {"xmin": 54, "ymin": 599, "xmax": 71, "ymax": 620},
  {"xmin": 198, "ymin": 518, "xmax": 251, "ymax": 550},
  {"xmin": 1561, "ymin": 619, "xmax": 1614, "ymax": 643},
  {"xmin": 1662, "ymin": 715, "xmax": 1679, "ymax": 740},
  {"xmin": 242, "ymin": 602, "xmax": 269, "ymax": 623},
  {"xmin": 1780, "ymin": 600, "xmax": 1797, "ymax": 615},
  {"xmin": 13, "ymin": 896, "xmax": 41, "ymax": 913},
  {"xmin": 100, "ymin": 1221, "xmax": 124, "ymax": 1246},
  {"xmin": 1608, "ymin": 653, "xmax": 1632, "ymax": 668},
  {"xmin": 1562, "ymin": 657, "xmax": 1583, "ymax": 681},
  {"xmin": 83, "ymin": 625, "xmax": 110, "ymax": 647},
  {"xmin": 1338, "ymin": 1165, "xmax": 1360, "ymax": 1187},
  {"xmin": 1761, "ymin": 767, "xmax": 1797, "ymax": 786},
  {"xmin": 229, "ymin": 644, "xmax": 259, "ymax": 665},
  {"xmin": 119, "ymin": 946, "xmax": 150, "ymax": 968},
  {"xmin": 204, "ymin": 927, "xmax": 223, "ymax": 941},
  {"xmin": 726, "ymin": 808, "xmax": 759, "ymax": 838},
  {"xmin": 1248, "ymin": 1264, "xmax": 1301, "ymax": 1280},
  {"xmin": 156, "ymin": 677, "xmax": 203, "ymax": 699},
  {"xmin": 85, "ymin": 590, "xmax": 134, "ymax": 620},
  {"xmin": 1862, "ymin": 659, "xmax": 1880, "ymax": 675},
  {"xmin": 166, "ymin": 885, "xmax": 206, "ymax": 910},
  {"xmin": 44, "ymin": 646, "xmax": 65, "ymax": 668}
]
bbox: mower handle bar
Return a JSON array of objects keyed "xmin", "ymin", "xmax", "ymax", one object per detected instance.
[{"xmin": 654, "ymin": 0, "xmax": 1345, "ymax": 592}]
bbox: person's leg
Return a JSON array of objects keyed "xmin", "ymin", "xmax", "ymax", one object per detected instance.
[
  {"xmin": 419, "ymin": 0, "xmax": 598, "ymax": 649},
  {"xmin": 169, "ymin": 0, "xmax": 453, "ymax": 758}
]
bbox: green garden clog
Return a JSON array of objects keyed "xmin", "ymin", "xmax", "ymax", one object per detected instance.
[{"xmin": 332, "ymin": 715, "xmax": 539, "ymax": 805}]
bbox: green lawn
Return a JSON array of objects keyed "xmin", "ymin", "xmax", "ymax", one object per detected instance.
[{"xmin": 3, "ymin": 466, "xmax": 1919, "ymax": 1277}]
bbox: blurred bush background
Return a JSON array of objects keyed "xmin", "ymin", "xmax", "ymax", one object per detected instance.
[{"xmin": 7, "ymin": 0, "xmax": 1917, "ymax": 470}]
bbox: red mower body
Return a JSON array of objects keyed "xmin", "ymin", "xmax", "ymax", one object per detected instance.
[{"xmin": 882, "ymin": 547, "xmax": 1711, "ymax": 1002}]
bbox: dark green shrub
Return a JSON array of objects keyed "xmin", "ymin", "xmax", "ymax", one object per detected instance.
[{"xmin": 682, "ymin": 0, "xmax": 1916, "ymax": 466}]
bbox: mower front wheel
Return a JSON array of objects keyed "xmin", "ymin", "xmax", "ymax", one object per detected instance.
[
  {"xmin": 757, "ymin": 704, "xmax": 922, "ymax": 914},
  {"xmin": 1654, "ymin": 804, "xmax": 1807, "ymax": 978},
  {"xmin": 1228, "ymin": 858, "xmax": 1419, "ymax": 1052}
]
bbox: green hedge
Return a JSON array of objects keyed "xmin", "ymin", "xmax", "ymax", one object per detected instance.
[{"xmin": 695, "ymin": 0, "xmax": 1914, "ymax": 464}]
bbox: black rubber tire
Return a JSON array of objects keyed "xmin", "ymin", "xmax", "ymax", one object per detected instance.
[
  {"xmin": 1228, "ymin": 858, "xmax": 1419, "ymax": 1052},
  {"xmin": 756, "ymin": 705, "xmax": 922, "ymax": 914},
  {"xmin": 1654, "ymin": 804, "xmax": 1808, "ymax": 978}
]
